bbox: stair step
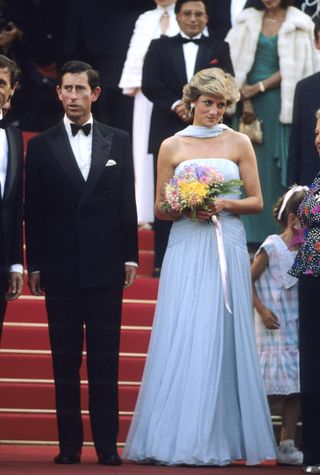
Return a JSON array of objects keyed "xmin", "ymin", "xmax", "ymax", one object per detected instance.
[
  {"xmin": 0, "ymin": 383, "xmax": 139, "ymax": 412},
  {"xmin": 5, "ymin": 300, "xmax": 156, "ymax": 326},
  {"xmin": 1, "ymin": 327, "xmax": 151, "ymax": 353},
  {"xmin": 0, "ymin": 353, "xmax": 146, "ymax": 381},
  {"xmin": 138, "ymin": 250, "xmax": 153, "ymax": 276},
  {"xmin": 138, "ymin": 228, "xmax": 154, "ymax": 251},
  {"xmin": 123, "ymin": 277, "xmax": 159, "ymax": 300},
  {"xmin": 0, "ymin": 413, "xmax": 131, "ymax": 444}
]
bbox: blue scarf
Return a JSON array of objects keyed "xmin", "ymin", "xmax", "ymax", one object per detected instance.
[{"xmin": 175, "ymin": 124, "xmax": 232, "ymax": 138}]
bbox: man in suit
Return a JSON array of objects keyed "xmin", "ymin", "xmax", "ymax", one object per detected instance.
[
  {"xmin": 0, "ymin": 54, "xmax": 23, "ymax": 341},
  {"xmin": 62, "ymin": 0, "xmax": 154, "ymax": 133},
  {"xmin": 142, "ymin": 0, "xmax": 234, "ymax": 275},
  {"xmin": 25, "ymin": 60, "xmax": 138, "ymax": 465},
  {"xmin": 287, "ymin": 19, "xmax": 320, "ymax": 186}
]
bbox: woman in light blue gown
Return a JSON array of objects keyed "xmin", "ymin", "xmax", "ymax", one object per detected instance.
[{"xmin": 123, "ymin": 68, "xmax": 276, "ymax": 466}]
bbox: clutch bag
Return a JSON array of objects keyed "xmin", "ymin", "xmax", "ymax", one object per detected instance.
[{"xmin": 239, "ymin": 117, "xmax": 263, "ymax": 144}]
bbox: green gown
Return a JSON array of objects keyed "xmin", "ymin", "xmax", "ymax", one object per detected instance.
[{"xmin": 235, "ymin": 33, "xmax": 290, "ymax": 244}]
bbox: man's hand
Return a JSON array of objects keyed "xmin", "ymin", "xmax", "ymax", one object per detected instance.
[
  {"xmin": 124, "ymin": 265, "xmax": 137, "ymax": 288},
  {"xmin": 174, "ymin": 102, "xmax": 190, "ymax": 123},
  {"xmin": 6, "ymin": 272, "xmax": 24, "ymax": 300},
  {"xmin": 28, "ymin": 272, "xmax": 43, "ymax": 296}
]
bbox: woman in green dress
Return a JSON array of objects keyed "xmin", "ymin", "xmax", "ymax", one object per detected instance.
[{"xmin": 226, "ymin": 0, "xmax": 319, "ymax": 244}]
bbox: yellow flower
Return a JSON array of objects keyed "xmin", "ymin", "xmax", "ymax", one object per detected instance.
[{"xmin": 178, "ymin": 181, "xmax": 209, "ymax": 206}]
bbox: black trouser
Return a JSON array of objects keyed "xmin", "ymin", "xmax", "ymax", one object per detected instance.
[
  {"xmin": 0, "ymin": 292, "xmax": 7, "ymax": 342},
  {"xmin": 299, "ymin": 276, "xmax": 320, "ymax": 465},
  {"xmin": 45, "ymin": 286, "xmax": 123, "ymax": 455}
]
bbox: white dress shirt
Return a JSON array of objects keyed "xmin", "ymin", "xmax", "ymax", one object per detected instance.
[
  {"xmin": 171, "ymin": 29, "xmax": 208, "ymax": 111},
  {"xmin": 63, "ymin": 114, "xmax": 93, "ymax": 181},
  {"xmin": 0, "ymin": 111, "xmax": 23, "ymax": 274}
]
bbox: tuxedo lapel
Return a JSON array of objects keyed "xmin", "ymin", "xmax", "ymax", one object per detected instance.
[
  {"xmin": 194, "ymin": 38, "xmax": 211, "ymax": 73},
  {"xmin": 77, "ymin": 122, "xmax": 114, "ymax": 209},
  {"xmin": 47, "ymin": 122, "xmax": 85, "ymax": 193},
  {"xmin": 171, "ymin": 37, "xmax": 188, "ymax": 86},
  {"xmin": 3, "ymin": 127, "xmax": 18, "ymax": 201}
]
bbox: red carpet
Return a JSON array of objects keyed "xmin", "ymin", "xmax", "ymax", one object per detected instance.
[{"xmin": 0, "ymin": 446, "xmax": 301, "ymax": 475}]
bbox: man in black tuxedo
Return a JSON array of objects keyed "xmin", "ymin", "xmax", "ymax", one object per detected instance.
[
  {"xmin": 25, "ymin": 61, "xmax": 138, "ymax": 465},
  {"xmin": 142, "ymin": 0, "xmax": 234, "ymax": 275},
  {"xmin": 287, "ymin": 19, "xmax": 320, "ymax": 186},
  {"xmin": 0, "ymin": 54, "xmax": 23, "ymax": 341}
]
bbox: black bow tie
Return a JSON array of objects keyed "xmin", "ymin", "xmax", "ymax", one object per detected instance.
[
  {"xmin": 179, "ymin": 35, "xmax": 203, "ymax": 45},
  {"xmin": 70, "ymin": 122, "xmax": 91, "ymax": 136},
  {"xmin": 0, "ymin": 118, "xmax": 8, "ymax": 129}
]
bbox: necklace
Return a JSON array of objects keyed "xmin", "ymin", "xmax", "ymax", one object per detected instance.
[{"xmin": 264, "ymin": 10, "xmax": 286, "ymax": 23}]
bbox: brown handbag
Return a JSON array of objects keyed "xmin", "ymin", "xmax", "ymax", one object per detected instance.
[{"xmin": 239, "ymin": 117, "xmax": 263, "ymax": 144}]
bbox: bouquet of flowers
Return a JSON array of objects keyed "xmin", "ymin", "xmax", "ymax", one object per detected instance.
[{"xmin": 162, "ymin": 163, "xmax": 242, "ymax": 221}]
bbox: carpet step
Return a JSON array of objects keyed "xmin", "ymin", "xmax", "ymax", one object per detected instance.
[
  {"xmin": 138, "ymin": 228, "xmax": 154, "ymax": 251},
  {"xmin": 5, "ymin": 299, "xmax": 156, "ymax": 325},
  {"xmin": 0, "ymin": 353, "xmax": 146, "ymax": 381},
  {"xmin": 0, "ymin": 382, "xmax": 139, "ymax": 412},
  {"xmin": 0, "ymin": 413, "xmax": 131, "ymax": 444},
  {"xmin": 1, "ymin": 327, "xmax": 151, "ymax": 353}
]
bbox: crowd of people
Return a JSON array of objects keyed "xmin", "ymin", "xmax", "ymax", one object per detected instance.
[{"xmin": 1, "ymin": 0, "xmax": 320, "ymax": 472}]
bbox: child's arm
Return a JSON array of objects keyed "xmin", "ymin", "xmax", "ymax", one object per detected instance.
[{"xmin": 251, "ymin": 248, "xmax": 280, "ymax": 330}]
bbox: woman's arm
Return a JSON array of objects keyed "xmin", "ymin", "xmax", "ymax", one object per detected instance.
[
  {"xmin": 155, "ymin": 138, "xmax": 181, "ymax": 221},
  {"xmin": 210, "ymin": 133, "xmax": 263, "ymax": 216},
  {"xmin": 241, "ymin": 71, "xmax": 281, "ymax": 100}
]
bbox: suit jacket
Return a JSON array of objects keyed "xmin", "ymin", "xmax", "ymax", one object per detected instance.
[
  {"xmin": 25, "ymin": 120, "xmax": 138, "ymax": 289},
  {"xmin": 0, "ymin": 126, "xmax": 24, "ymax": 290},
  {"xmin": 63, "ymin": 0, "xmax": 154, "ymax": 86},
  {"xmin": 142, "ymin": 34, "xmax": 234, "ymax": 153},
  {"xmin": 287, "ymin": 72, "xmax": 320, "ymax": 186},
  {"xmin": 207, "ymin": 0, "xmax": 232, "ymax": 39}
]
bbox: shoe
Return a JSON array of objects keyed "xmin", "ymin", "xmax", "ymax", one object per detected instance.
[
  {"xmin": 152, "ymin": 267, "xmax": 161, "ymax": 278},
  {"xmin": 277, "ymin": 444, "xmax": 303, "ymax": 465},
  {"xmin": 304, "ymin": 466, "xmax": 320, "ymax": 473},
  {"xmin": 54, "ymin": 452, "xmax": 80, "ymax": 464},
  {"xmin": 98, "ymin": 452, "xmax": 122, "ymax": 465}
]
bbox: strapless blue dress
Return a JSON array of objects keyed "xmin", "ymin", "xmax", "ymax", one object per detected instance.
[{"xmin": 123, "ymin": 159, "xmax": 276, "ymax": 466}]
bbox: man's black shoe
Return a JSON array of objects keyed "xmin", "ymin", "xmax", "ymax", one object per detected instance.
[
  {"xmin": 98, "ymin": 452, "xmax": 122, "ymax": 465},
  {"xmin": 54, "ymin": 453, "xmax": 81, "ymax": 464}
]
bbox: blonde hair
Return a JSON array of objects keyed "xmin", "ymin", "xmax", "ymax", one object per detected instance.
[{"xmin": 182, "ymin": 68, "xmax": 240, "ymax": 111}]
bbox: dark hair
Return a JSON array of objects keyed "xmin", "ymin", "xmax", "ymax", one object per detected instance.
[
  {"xmin": 175, "ymin": 0, "xmax": 210, "ymax": 16},
  {"xmin": 58, "ymin": 60, "xmax": 100, "ymax": 91},
  {"xmin": 314, "ymin": 16, "xmax": 320, "ymax": 41},
  {"xmin": 0, "ymin": 54, "xmax": 20, "ymax": 87},
  {"xmin": 273, "ymin": 186, "xmax": 307, "ymax": 228},
  {"xmin": 244, "ymin": 0, "xmax": 293, "ymax": 9}
]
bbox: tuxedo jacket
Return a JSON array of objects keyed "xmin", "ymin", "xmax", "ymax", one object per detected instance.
[
  {"xmin": 0, "ymin": 126, "xmax": 24, "ymax": 289},
  {"xmin": 287, "ymin": 72, "xmax": 320, "ymax": 186},
  {"xmin": 142, "ymin": 34, "xmax": 234, "ymax": 153},
  {"xmin": 25, "ymin": 120, "xmax": 138, "ymax": 289}
]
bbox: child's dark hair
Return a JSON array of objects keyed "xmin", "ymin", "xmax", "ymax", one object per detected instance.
[{"xmin": 273, "ymin": 185, "xmax": 308, "ymax": 228}]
